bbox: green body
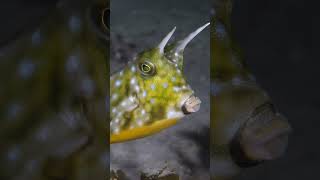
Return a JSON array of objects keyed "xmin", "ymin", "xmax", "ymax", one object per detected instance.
[
  {"xmin": 0, "ymin": 0, "xmax": 108, "ymax": 179},
  {"xmin": 110, "ymin": 45, "xmax": 196, "ymax": 143},
  {"xmin": 110, "ymin": 48, "xmax": 193, "ymax": 133}
]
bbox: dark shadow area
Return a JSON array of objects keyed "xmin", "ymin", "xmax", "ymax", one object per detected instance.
[
  {"xmin": 0, "ymin": 0, "xmax": 58, "ymax": 47},
  {"xmin": 231, "ymin": 0, "xmax": 320, "ymax": 179},
  {"xmin": 174, "ymin": 126, "xmax": 210, "ymax": 172}
]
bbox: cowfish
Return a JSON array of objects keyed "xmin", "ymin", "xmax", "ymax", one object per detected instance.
[
  {"xmin": 211, "ymin": 0, "xmax": 292, "ymax": 179},
  {"xmin": 0, "ymin": 0, "xmax": 109, "ymax": 179},
  {"xmin": 110, "ymin": 23, "xmax": 210, "ymax": 143}
]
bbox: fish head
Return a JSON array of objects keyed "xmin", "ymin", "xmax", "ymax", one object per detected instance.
[{"xmin": 134, "ymin": 47, "xmax": 197, "ymax": 118}]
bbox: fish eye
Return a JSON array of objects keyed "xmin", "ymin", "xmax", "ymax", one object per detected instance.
[
  {"xmin": 141, "ymin": 64, "xmax": 151, "ymax": 72},
  {"xmin": 101, "ymin": 8, "xmax": 109, "ymax": 31},
  {"xmin": 88, "ymin": 5, "xmax": 109, "ymax": 38},
  {"xmin": 139, "ymin": 61, "xmax": 156, "ymax": 76}
]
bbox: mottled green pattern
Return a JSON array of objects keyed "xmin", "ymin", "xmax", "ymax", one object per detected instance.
[{"xmin": 110, "ymin": 47, "xmax": 193, "ymax": 134}]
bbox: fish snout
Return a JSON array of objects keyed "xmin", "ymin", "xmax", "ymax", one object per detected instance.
[{"xmin": 182, "ymin": 95, "xmax": 201, "ymax": 114}]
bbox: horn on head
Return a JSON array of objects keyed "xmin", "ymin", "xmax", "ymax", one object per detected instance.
[
  {"xmin": 158, "ymin": 27, "xmax": 176, "ymax": 54},
  {"xmin": 173, "ymin": 22, "xmax": 210, "ymax": 54}
]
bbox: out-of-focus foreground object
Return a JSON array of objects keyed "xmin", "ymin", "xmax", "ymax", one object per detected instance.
[
  {"xmin": 0, "ymin": 0, "xmax": 109, "ymax": 179},
  {"xmin": 211, "ymin": 0, "xmax": 292, "ymax": 179}
]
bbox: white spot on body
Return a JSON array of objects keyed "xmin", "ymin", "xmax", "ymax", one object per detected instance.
[
  {"xmin": 110, "ymin": 121, "xmax": 114, "ymax": 126},
  {"xmin": 69, "ymin": 15, "xmax": 81, "ymax": 32},
  {"xmin": 7, "ymin": 102, "xmax": 22, "ymax": 119},
  {"xmin": 162, "ymin": 83, "xmax": 168, "ymax": 88},
  {"xmin": 31, "ymin": 30, "xmax": 41, "ymax": 45},
  {"xmin": 114, "ymin": 118, "xmax": 120, "ymax": 123},
  {"xmin": 111, "ymin": 94, "xmax": 118, "ymax": 101},
  {"xmin": 80, "ymin": 77, "xmax": 95, "ymax": 97},
  {"xmin": 150, "ymin": 98, "xmax": 155, "ymax": 104},
  {"xmin": 66, "ymin": 54, "xmax": 80, "ymax": 73},
  {"xmin": 166, "ymin": 109, "xmax": 184, "ymax": 119},
  {"xmin": 120, "ymin": 101, "xmax": 127, "ymax": 107},
  {"xmin": 115, "ymin": 80, "xmax": 122, "ymax": 87},
  {"xmin": 173, "ymin": 86, "xmax": 181, "ymax": 92},
  {"xmin": 131, "ymin": 65, "xmax": 136, "ymax": 72},
  {"xmin": 130, "ymin": 78, "xmax": 137, "ymax": 85},
  {"xmin": 141, "ymin": 109, "xmax": 146, "ymax": 115},
  {"xmin": 120, "ymin": 96, "xmax": 138, "ymax": 111},
  {"xmin": 113, "ymin": 127, "xmax": 120, "ymax": 134},
  {"xmin": 18, "ymin": 60, "xmax": 36, "ymax": 79},
  {"xmin": 129, "ymin": 96, "xmax": 136, "ymax": 103},
  {"xmin": 60, "ymin": 111, "xmax": 79, "ymax": 129},
  {"xmin": 150, "ymin": 84, "xmax": 156, "ymax": 90},
  {"xmin": 110, "ymin": 75, "xmax": 115, "ymax": 81},
  {"xmin": 171, "ymin": 77, "xmax": 176, "ymax": 82},
  {"xmin": 137, "ymin": 119, "xmax": 144, "ymax": 126},
  {"xmin": 142, "ymin": 91, "xmax": 147, "ymax": 97},
  {"xmin": 115, "ymin": 111, "xmax": 123, "ymax": 118},
  {"xmin": 134, "ymin": 85, "xmax": 140, "ymax": 92}
]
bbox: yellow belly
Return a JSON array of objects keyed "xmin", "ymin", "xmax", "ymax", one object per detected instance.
[{"xmin": 110, "ymin": 118, "xmax": 179, "ymax": 144}]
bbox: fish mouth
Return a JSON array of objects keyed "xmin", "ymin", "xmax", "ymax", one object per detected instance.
[{"xmin": 182, "ymin": 95, "xmax": 201, "ymax": 115}]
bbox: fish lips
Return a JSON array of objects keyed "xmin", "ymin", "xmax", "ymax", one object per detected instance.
[{"xmin": 182, "ymin": 95, "xmax": 201, "ymax": 115}]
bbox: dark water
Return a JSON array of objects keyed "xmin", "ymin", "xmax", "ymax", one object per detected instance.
[
  {"xmin": 0, "ymin": 1, "xmax": 56, "ymax": 47},
  {"xmin": 233, "ymin": 0, "xmax": 320, "ymax": 179}
]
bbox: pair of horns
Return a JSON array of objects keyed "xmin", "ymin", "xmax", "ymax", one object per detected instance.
[{"xmin": 158, "ymin": 22, "xmax": 210, "ymax": 54}]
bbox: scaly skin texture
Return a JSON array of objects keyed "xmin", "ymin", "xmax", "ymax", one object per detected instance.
[
  {"xmin": 211, "ymin": 0, "xmax": 292, "ymax": 179},
  {"xmin": 0, "ymin": 0, "xmax": 109, "ymax": 179},
  {"xmin": 110, "ymin": 24, "xmax": 208, "ymax": 143},
  {"xmin": 110, "ymin": 48, "xmax": 193, "ymax": 142}
]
